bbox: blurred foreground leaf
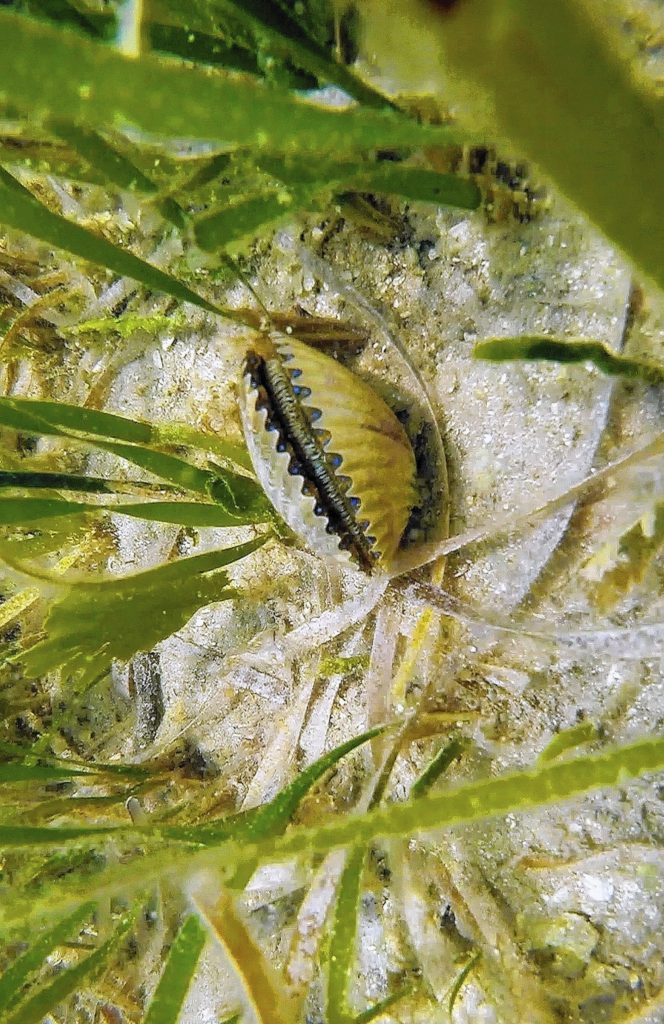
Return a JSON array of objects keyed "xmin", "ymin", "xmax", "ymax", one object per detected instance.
[
  {"xmin": 433, "ymin": 0, "xmax": 664, "ymax": 289},
  {"xmin": 0, "ymin": 11, "xmax": 463, "ymax": 157}
]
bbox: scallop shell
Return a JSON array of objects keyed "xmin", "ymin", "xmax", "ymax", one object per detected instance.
[{"xmin": 238, "ymin": 333, "xmax": 418, "ymax": 573}]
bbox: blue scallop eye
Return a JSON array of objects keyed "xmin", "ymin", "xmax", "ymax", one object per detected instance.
[
  {"xmin": 349, "ymin": 496, "xmax": 361, "ymax": 510},
  {"xmin": 290, "ymin": 367, "xmax": 302, "ymax": 379},
  {"xmin": 292, "ymin": 385, "xmax": 312, "ymax": 398},
  {"xmin": 307, "ymin": 407, "xmax": 322, "ymax": 422},
  {"xmin": 327, "ymin": 452, "xmax": 343, "ymax": 469}
]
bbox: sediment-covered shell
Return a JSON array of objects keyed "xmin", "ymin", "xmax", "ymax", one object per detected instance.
[{"xmin": 238, "ymin": 334, "xmax": 418, "ymax": 573}]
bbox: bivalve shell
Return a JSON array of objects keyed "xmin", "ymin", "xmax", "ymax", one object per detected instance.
[{"xmin": 239, "ymin": 334, "xmax": 419, "ymax": 573}]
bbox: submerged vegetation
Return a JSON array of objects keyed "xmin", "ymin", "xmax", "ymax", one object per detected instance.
[{"xmin": 0, "ymin": 1, "xmax": 663, "ymax": 1022}]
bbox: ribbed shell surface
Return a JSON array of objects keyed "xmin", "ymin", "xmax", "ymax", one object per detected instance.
[{"xmin": 239, "ymin": 335, "xmax": 418, "ymax": 572}]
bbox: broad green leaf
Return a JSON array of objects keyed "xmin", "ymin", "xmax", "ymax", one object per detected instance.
[
  {"xmin": 149, "ymin": 21, "xmax": 264, "ymax": 74},
  {"xmin": 0, "ymin": 513, "xmax": 94, "ymax": 560},
  {"xmin": 327, "ymin": 845, "xmax": 365, "ymax": 1024},
  {"xmin": 143, "ymin": 914, "xmax": 207, "ymax": 1024},
  {"xmin": 538, "ymin": 722, "xmax": 598, "ymax": 764},
  {"xmin": 411, "ymin": 737, "xmax": 469, "ymax": 798},
  {"xmin": 0, "ymin": 396, "xmax": 158, "ymax": 443},
  {"xmin": 0, "ymin": 902, "xmax": 95, "ymax": 1014},
  {"xmin": 581, "ymin": 502, "xmax": 664, "ymax": 611},
  {"xmin": 3, "ymin": 903, "xmax": 139, "ymax": 1024},
  {"xmin": 16, "ymin": 537, "xmax": 266, "ymax": 686},
  {"xmin": 474, "ymin": 336, "xmax": 664, "ymax": 385},
  {"xmin": 0, "ymin": 498, "xmax": 87, "ymax": 525},
  {"xmin": 0, "ymin": 12, "xmax": 464, "ymax": 156},
  {"xmin": 0, "ymin": 395, "xmax": 254, "ymax": 474},
  {"xmin": 0, "ymin": 167, "xmax": 220, "ymax": 315},
  {"xmin": 349, "ymin": 164, "xmax": 481, "ymax": 208},
  {"xmin": 195, "ymin": 165, "xmax": 480, "ymax": 251}
]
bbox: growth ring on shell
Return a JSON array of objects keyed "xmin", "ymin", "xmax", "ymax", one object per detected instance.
[{"xmin": 238, "ymin": 333, "xmax": 419, "ymax": 573}]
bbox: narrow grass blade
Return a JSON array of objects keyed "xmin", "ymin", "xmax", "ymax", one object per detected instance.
[
  {"xmin": 241, "ymin": 734, "xmax": 664, "ymax": 866},
  {"xmin": 160, "ymin": 728, "xmax": 384, "ymax": 881},
  {"xmin": 193, "ymin": 888, "xmax": 290, "ymax": 1024},
  {"xmin": 0, "ymin": 742, "xmax": 148, "ymax": 778},
  {"xmin": 352, "ymin": 986, "xmax": 414, "ymax": 1024},
  {"xmin": 0, "ymin": 495, "xmax": 262, "ymax": 528},
  {"xmin": 349, "ymin": 165, "xmax": 481, "ymax": 208},
  {"xmin": 0, "ymin": 11, "xmax": 464, "ymax": 156},
  {"xmin": 3, "ymin": 903, "xmax": 139, "ymax": 1024},
  {"xmin": 327, "ymin": 845, "xmax": 365, "ymax": 1024},
  {"xmin": 242, "ymin": 726, "xmax": 386, "ymax": 842},
  {"xmin": 0, "ymin": 168, "xmax": 219, "ymax": 314},
  {"xmin": 410, "ymin": 737, "xmax": 469, "ymax": 798},
  {"xmin": 224, "ymin": 726, "xmax": 385, "ymax": 886},
  {"xmin": 538, "ymin": 722, "xmax": 598, "ymax": 764},
  {"xmin": 0, "ymin": 902, "xmax": 95, "ymax": 1014},
  {"xmin": 47, "ymin": 120, "xmax": 158, "ymax": 195},
  {"xmin": 0, "ymin": 397, "xmax": 270, "ymax": 521},
  {"xmin": 106, "ymin": 500, "xmax": 266, "ymax": 528},
  {"xmin": 15, "ymin": 537, "xmax": 265, "ymax": 686},
  {"xmin": 143, "ymin": 914, "xmax": 207, "ymax": 1024},
  {"xmin": 474, "ymin": 336, "xmax": 664, "ymax": 385},
  {"xmin": 168, "ymin": 0, "xmax": 394, "ymax": 108},
  {"xmin": 47, "ymin": 120, "xmax": 187, "ymax": 228},
  {"xmin": 0, "ymin": 763, "xmax": 92, "ymax": 783},
  {"xmin": 3, "ymin": 736, "xmax": 664, "ymax": 938},
  {"xmin": 0, "ymin": 470, "xmax": 166, "ymax": 496},
  {"xmin": 0, "ymin": 823, "xmax": 125, "ymax": 846},
  {"xmin": 447, "ymin": 950, "xmax": 481, "ymax": 1015}
]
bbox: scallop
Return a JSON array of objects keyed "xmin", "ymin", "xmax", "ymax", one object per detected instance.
[{"xmin": 238, "ymin": 333, "xmax": 419, "ymax": 573}]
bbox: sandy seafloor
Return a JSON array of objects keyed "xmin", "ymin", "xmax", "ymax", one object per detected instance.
[
  {"xmin": 28, "ymin": 185, "xmax": 661, "ymax": 1022},
  {"xmin": 5, "ymin": 2, "xmax": 664, "ymax": 1011}
]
